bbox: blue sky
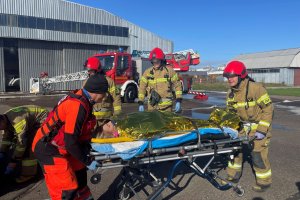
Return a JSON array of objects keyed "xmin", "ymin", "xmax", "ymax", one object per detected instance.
[{"xmin": 68, "ymin": 0, "xmax": 300, "ymax": 67}]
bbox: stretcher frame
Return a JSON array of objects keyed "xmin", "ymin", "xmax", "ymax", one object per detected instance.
[{"xmin": 90, "ymin": 131, "xmax": 253, "ymax": 200}]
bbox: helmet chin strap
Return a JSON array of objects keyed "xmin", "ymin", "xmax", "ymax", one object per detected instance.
[
  {"xmin": 233, "ymin": 76, "xmax": 243, "ymax": 89},
  {"xmin": 152, "ymin": 63, "xmax": 162, "ymax": 70}
]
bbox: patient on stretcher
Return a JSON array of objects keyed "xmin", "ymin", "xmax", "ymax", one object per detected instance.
[
  {"xmin": 93, "ymin": 108, "xmax": 241, "ymax": 140},
  {"xmin": 93, "ymin": 119, "xmax": 119, "ymax": 139}
]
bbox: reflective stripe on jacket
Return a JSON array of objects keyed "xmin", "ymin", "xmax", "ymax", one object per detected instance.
[
  {"xmin": 0, "ymin": 105, "xmax": 48, "ymax": 156},
  {"xmin": 226, "ymin": 79, "xmax": 274, "ymax": 134},
  {"xmin": 138, "ymin": 65, "xmax": 182, "ymax": 104},
  {"xmin": 84, "ymin": 76, "xmax": 122, "ymax": 119}
]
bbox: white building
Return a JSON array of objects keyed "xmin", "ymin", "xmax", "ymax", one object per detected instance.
[
  {"xmin": 0, "ymin": 0, "xmax": 173, "ymax": 92},
  {"xmin": 233, "ymin": 48, "xmax": 300, "ymax": 86}
]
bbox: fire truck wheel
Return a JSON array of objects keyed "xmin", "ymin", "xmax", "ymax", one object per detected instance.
[{"xmin": 124, "ymin": 85, "xmax": 137, "ymax": 103}]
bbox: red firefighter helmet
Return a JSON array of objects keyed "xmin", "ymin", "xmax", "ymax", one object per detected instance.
[
  {"xmin": 149, "ymin": 47, "xmax": 165, "ymax": 60},
  {"xmin": 223, "ymin": 60, "xmax": 248, "ymax": 79},
  {"xmin": 85, "ymin": 57, "xmax": 101, "ymax": 72},
  {"xmin": 40, "ymin": 71, "xmax": 48, "ymax": 78}
]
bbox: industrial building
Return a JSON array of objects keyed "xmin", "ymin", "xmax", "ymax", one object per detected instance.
[
  {"xmin": 0, "ymin": 0, "xmax": 173, "ymax": 92},
  {"xmin": 233, "ymin": 48, "xmax": 300, "ymax": 86}
]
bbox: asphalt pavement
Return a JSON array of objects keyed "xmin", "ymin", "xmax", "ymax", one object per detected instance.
[{"xmin": 0, "ymin": 92, "xmax": 300, "ymax": 200}]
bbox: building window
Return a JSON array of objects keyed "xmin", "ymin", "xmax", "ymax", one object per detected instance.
[
  {"xmin": 71, "ymin": 22, "xmax": 79, "ymax": 33},
  {"xmin": 248, "ymin": 68, "xmax": 280, "ymax": 73},
  {"xmin": 0, "ymin": 14, "xmax": 8, "ymax": 26},
  {"xmin": 8, "ymin": 15, "xmax": 17, "ymax": 27},
  {"xmin": 46, "ymin": 18, "xmax": 55, "ymax": 30},
  {"xmin": 109, "ymin": 26, "xmax": 116, "ymax": 36},
  {"xmin": 102, "ymin": 25, "xmax": 109, "ymax": 35},
  {"xmin": 18, "ymin": 15, "xmax": 27, "ymax": 28},
  {"xmin": 64, "ymin": 21, "xmax": 71, "ymax": 32},
  {"xmin": 27, "ymin": 16, "xmax": 37, "ymax": 29},
  {"xmin": 36, "ymin": 18, "xmax": 45, "ymax": 29},
  {"xmin": 116, "ymin": 27, "xmax": 122, "ymax": 37},
  {"xmin": 55, "ymin": 20, "xmax": 63, "ymax": 31},
  {"xmin": 79, "ymin": 23, "xmax": 87, "ymax": 34},
  {"xmin": 0, "ymin": 13, "xmax": 129, "ymax": 38},
  {"xmin": 123, "ymin": 27, "xmax": 129, "ymax": 37},
  {"xmin": 87, "ymin": 23, "xmax": 94, "ymax": 34},
  {"xmin": 95, "ymin": 24, "xmax": 102, "ymax": 35}
]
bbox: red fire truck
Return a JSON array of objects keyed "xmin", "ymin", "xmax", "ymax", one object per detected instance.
[{"xmin": 30, "ymin": 49, "xmax": 200, "ymax": 102}]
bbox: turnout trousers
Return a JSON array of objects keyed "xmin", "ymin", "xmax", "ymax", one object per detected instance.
[{"xmin": 227, "ymin": 135, "xmax": 272, "ymax": 186}]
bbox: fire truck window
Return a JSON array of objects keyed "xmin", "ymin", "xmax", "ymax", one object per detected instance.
[
  {"xmin": 98, "ymin": 56, "xmax": 114, "ymax": 72},
  {"xmin": 117, "ymin": 56, "xmax": 129, "ymax": 76}
]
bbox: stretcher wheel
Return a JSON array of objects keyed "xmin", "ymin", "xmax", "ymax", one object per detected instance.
[
  {"xmin": 233, "ymin": 185, "xmax": 245, "ymax": 197},
  {"xmin": 115, "ymin": 185, "xmax": 131, "ymax": 200},
  {"xmin": 90, "ymin": 174, "xmax": 101, "ymax": 184}
]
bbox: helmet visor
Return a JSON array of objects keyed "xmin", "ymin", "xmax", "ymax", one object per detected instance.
[
  {"xmin": 223, "ymin": 73, "xmax": 237, "ymax": 78},
  {"xmin": 151, "ymin": 58, "xmax": 161, "ymax": 65}
]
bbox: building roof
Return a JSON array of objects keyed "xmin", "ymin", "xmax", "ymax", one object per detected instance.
[{"xmin": 233, "ymin": 48, "xmax": 300, "ymax": 69}]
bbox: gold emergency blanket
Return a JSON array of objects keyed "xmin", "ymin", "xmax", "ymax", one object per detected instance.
[{"xmin": 115, "ymin": 108, "xmax": 240, "ymax": 139}]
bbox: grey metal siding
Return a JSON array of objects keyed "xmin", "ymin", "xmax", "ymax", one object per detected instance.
[
  {"xmin": 62, "ymin": 43, "xmax": 105, "ymax": 90},
  {"xmin": 125, "ymin": 22, "xmax": 173, "ymax": 53},
  {"xmin": 18, "ymin": 39, "xmax": 64, "ymax": 92},
  {"xmin": 17, "ymin": 39, "xmax": 127, "ymax": 92},
  {"xmin": 0, "ymin": 0, "xmax": 172, "ymax": 53},
  {"xmin": 0, "ymin": 0, "xmax": 173, "ymax": 92},
  {"xmin": 0, "ymin": 39, "xmax": 5, "ymax": 92},
  {"xmin": 249, "ymin": 68, "xmax": 294, "ymax": 86},
  {"xmin": 280, "ymin": 68, "xmax": 294, "ymax": 86}
]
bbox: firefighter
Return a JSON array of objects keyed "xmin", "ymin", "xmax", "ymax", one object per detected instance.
[
  {"xmin": 0, "ymin": 105, "xmax": 49, "ymax": 183},
  {"xmin": 223, "ymin": 60, "xmax": 274, "ymax": 192},
  {"xmin": 32, "ymin": 73, "xmax": 108, "ymax": 200},
  {"xmin": 138, "ymin": 47, "xmax": 182, "ymax": 112},
  {"xmin": 84, "ymin": 57, "xmax": 122, "ymax": 137}
]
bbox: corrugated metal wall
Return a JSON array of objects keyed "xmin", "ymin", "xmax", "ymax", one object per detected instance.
[
  {"xmin": 62, "ymin": 43, "xmax": 106, "ymax": 90},
  {"xmin": 0, "ymin": 39, "xmax": 5, "ymax": 92},
  {"xmin": 125, "ymin": 21, "xmax": 173, "ymax": 53},
  {"xmin": 0, "ymin": 0, "xmax": 174, "ymax": 92},
  {"xmin": 17, "ymin": 39, "xmax": 125, "ymax": 92},
  {"xmin": 18, "ymin": 39, "xmax": 64, "ymax": 92},
  {"xmin": 0, "ymin": 0, "xmax": 172, "ymax": 51},
  {"xmin": 249, "ymin": 68, "xmax": 294, "ymax": 85}
]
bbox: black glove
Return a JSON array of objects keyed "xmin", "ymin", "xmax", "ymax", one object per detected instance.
[{"xmin": 86, "ymin": 154, "xmax": 95, "ymax": 166}]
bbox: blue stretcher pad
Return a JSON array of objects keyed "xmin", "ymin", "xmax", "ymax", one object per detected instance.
[{"xmin": 91, "ymin": 127, "xmax": 238, "ymax": 161}]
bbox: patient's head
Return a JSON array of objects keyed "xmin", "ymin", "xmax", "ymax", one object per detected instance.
[{"xmin": 94, "ymin": 119, "xmax": 119, "ymax": 138}]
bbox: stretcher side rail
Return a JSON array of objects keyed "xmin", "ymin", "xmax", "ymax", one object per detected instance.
[
  {"xmin": 94, "ymin": 146, "xmax": 242, "ymax": 169},
  {"xmin": 90, "ymin": 136, "xmax": 249, "ymax": 164},
  {"xmin": 90, "ymin": 135, "xmax": 253, "ymax": 199}
]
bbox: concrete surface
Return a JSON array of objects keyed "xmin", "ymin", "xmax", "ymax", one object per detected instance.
[{"xmin": 0, "ymin": 92, "xmax": 299, "ymax": 200}]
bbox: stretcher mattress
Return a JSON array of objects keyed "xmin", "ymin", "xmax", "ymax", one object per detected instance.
[{"xmin": 91, "ymin": 127, "xmax": 238, "ymax": 161}]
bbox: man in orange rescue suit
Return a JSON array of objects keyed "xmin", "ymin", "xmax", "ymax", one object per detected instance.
[
  {"xmin": 223, "ymin": 60, "xmax": 274, "ymax": 192},
  {"xmin": 32, "ymin": 73, "xmax": 108, "ymax": 200},
  {"xmin": 138, "ymin": 47, "xmax": 182, "ymax": 112},
  {"xmin": 84, "ymin": 57, "xmax": 121, "ymax": 136},
  {"xmin": 0, "ymin": 105, "xmax": 48, "ymax": 183}
]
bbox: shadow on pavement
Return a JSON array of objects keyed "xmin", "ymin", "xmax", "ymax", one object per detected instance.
[
  {"xmin": 0, "ymin": 173, "xmax": 44, "ymax": 199},
  {"xmin": 285, "ymin": 182, "xmax": 300, "ymax": 200}
]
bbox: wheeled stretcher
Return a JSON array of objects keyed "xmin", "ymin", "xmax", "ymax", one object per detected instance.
[{"xmin": 89, "ymin": 127, "xmax": 252, "ymax": 200}]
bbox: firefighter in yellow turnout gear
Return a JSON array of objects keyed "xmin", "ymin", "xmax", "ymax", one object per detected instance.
[
  {"xmin": 0, "ymin": 105, "xmax": 48, "ymax": 183},
  {"xmin": 138, "ymin": 47, "xmax": 182, "ymax": 112},
  {"xmin": 84, "ymin": 57, "xmax": 122, "ymax": 137},
  {"xmin": 223, "ymin": 61, "xmax": 274, "ymax": 192}
]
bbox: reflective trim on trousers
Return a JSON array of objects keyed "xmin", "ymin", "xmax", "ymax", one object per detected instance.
[
  {"xmin": 256, "ymin": 169, "xmax": 272, "ymax": 179},
  {"xmin": 259, "ymin": 120, "xmax": 270, "ymax": 127},
  {"xmin": 228, "ymin": 161, "xmax": 242, "ymax": 170}
]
